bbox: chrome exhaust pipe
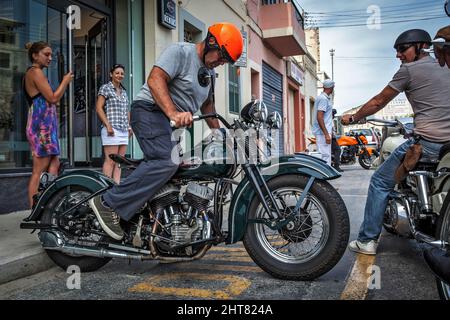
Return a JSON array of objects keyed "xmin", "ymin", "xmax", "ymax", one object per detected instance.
[
  {"xmin": 55, "ymin": 245, "xmax": 144, "ymax": 260},
  {"xmin": 39, "ymin": 230, "xmax": 145, "ymax": 260},
  {"xmin": 414, "ymin": 231, "xmax": 449, "ymax": 248}
]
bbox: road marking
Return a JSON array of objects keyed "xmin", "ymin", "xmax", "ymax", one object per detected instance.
[
  {"xmin": 340, "ymin": 253, "xmax": 376, "ymax": 300},
  {"xmin": 202, "ymin": 255, "xmax": 254, "ymax": 263},
  {"xmin": 129, "ymin": 272, "xmax": 251, "ymax": 299},
  {"xmin": 174, "ymin": 263, "xmax": 263, "ymax": 273},
  {"xmin": 209, "ymin": 246, "xmax": 246, "ymax": 253}
]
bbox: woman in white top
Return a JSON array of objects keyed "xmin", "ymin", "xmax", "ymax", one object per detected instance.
[{"xmin": 96, "ymin": 64, "xmax": 132, "ymax": 184}]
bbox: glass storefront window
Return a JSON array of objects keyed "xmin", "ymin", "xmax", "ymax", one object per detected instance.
[
  {"xmin": 0, "ymin": 0, "xmax": 48, "ymax": 170},
  {"xmin": 0, "ymin": 0, "xmax": 144, "ymax": 171}
]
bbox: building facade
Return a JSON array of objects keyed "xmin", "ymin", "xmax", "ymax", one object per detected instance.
[
  {"xmin": 0, "ymin": 0, "xmax": 144, "ymax": 213},
  {"xmin": 342, "ymin": 98, "xmax": 413, "ymax": 133}
]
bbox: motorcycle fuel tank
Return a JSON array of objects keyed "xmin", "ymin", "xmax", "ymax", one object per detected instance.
[{"xmin": 174, "ymin": 140, "xmax": 236, "ymax": 180}]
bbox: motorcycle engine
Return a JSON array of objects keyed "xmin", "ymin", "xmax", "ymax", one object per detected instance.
[
  {"xmin": 340, "ymin": 146, "xmax": 356, "ymax": 164},
  {"xmin": 383, "ymin": 198, "xmax": 413, "ymax": 238},
  {"xmin": 149, "ymin": 183, "xmax": 214, "ymax": 254}
]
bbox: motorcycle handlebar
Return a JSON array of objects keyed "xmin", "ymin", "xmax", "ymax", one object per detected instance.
[
  {"xmin": 169, "ymin": 113, "xmax": 233, "ymax": 129},
  {"xmin": 366, "ymin": 118, "xmax": 398, "ymax": 127}
]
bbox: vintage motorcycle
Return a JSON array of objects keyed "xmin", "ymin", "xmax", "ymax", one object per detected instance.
[
  {"xmin": 370, "ymin": 118, "xmax": 413, "ymax": 169},
  {"xmin": 21, "ymin": 100, "xmax": 350, "ymax": 281},
  {"xmin": 367, "ymin": 117, "xmax": 450, "ymax": 300}
]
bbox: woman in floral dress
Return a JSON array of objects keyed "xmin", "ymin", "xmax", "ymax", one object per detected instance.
[{"xmin": 23, "ymin": 41, "xmax": 73, "ymax": 207}]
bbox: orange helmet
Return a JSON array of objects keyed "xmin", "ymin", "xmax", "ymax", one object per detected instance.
[{"xmin": 205, "ymin": 22, "xmax": 243, "ymax": 64}]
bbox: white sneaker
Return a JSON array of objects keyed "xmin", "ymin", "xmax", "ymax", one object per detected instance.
[{"xmin": 348, "ymin": 240, "xmax": 378, "ymax": 255}]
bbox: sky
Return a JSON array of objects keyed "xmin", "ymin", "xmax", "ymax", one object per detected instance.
[{"xmin": 298, "ymin": 0, "xmax": 450, "ymax": 113}]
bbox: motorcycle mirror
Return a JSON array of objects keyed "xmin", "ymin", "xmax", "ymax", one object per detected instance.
[{"xmin": 446, "ymin": 0, "xmax": 450, "ymax": 17}]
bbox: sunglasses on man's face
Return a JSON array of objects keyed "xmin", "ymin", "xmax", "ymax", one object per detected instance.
[{"xmin": 395, "ymin": 43, "xmax": 415, "ymax": 54}]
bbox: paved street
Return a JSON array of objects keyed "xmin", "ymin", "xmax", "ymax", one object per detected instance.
[{"xmin": 0, "ymin": 164, "xmax": 439, "ymax": 300}]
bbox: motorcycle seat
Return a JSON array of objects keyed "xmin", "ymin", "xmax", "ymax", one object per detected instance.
[
  {"xmin": 418, "ymin": 154, "xmax": 440, "ymax": 165},
  {"xmin": 109, "ymin": 154, "xmax": 143, "ymax": 167}
]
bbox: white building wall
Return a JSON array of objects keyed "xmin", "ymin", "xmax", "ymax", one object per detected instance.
[{"xmin": 142, "ymin": 0, "xmax": 249, "ymax": 151}]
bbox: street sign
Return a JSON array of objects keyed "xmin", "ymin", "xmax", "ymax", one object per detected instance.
[
  {"xmin": 158, "ymin": 0, "xmax": 176, "ymax": 30},
  {"xmin": 234, "ymin": 30, "xmax": 247, "ymax": 68}
]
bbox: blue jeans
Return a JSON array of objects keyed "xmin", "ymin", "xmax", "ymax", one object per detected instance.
[{"xmin": 358, "ymin": 138, "xmax": 443, "ymax": 242}]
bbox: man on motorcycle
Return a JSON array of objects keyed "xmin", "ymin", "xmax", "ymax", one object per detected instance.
[
  {"xmin": 88, "ymin": 22, "xmax": 243, "ymax": 240},
  {"xmin": 312, "ymin": 79, "xmax": 335, "ymax": 166},
  {"xmin": 342, "ymin": 29, "xmax": 450, "ymax": 255},
  {"xmin": 423, "ymin": 25, "xmax": 450, "ymax": 285}
]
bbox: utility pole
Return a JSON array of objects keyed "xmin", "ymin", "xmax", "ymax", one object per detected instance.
[
  {"xmin": 329, "ymin": 48, "xmax": 335, "ymax": 80},
  {"xmin": 329, "ymin": 48, "xmax": 335, "ymax": 103}
]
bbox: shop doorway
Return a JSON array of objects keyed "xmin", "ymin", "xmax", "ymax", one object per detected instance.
[{"xmin": 47, "ymin": 1, "xmax": 111, "ymax": 167}]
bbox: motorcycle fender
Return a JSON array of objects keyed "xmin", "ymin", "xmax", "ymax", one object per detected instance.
[
  {"xmin": 24, "ymin": 170, "xmax": 114, "ymax": 222},
  {"xmin": 365, "ymin": 147, "xmax": 375, "ymax": 156},
  {"xmin": 434, "ymin": 153, "xmax": 450, "ymax": 193},
  {"xmin": 226, "ymin": 154, "xmax": 340, "ymax": 244}
]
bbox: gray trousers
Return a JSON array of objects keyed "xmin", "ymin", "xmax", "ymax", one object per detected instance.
[{"xmin": 103, "ymin": 100, "xmax": 180, "ymax": 221}]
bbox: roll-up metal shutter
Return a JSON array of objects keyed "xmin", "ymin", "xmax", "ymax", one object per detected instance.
[{"xmin": 262, "ymin": 62, "xmax": 284, "ymax": 155}]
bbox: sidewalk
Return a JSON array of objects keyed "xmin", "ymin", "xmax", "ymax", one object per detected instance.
[{"xmin": 0, "ymin": 211, "xmax": 54, "ymax": 285}]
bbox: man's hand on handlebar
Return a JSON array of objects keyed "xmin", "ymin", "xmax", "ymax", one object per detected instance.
[
  {"xmin": 341, "ymin": 114, "xmax": 367, "ymax": 125},
  {"xmin": 169, "ymin": 111, "xmax": 193, "ymax": 128},
  {"xmin": 341, "ymin": 114, "xmax": 353, "ymax": 125}
]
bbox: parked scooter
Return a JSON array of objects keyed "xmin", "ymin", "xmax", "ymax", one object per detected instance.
[{"xmin": 367, "ymin": 117, "xmax": 450, "ymax": 300}]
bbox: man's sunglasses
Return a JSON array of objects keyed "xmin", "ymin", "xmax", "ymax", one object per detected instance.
[{"xmin": 395, "ymin": 43, "xmax": 415, "ymax": 53}]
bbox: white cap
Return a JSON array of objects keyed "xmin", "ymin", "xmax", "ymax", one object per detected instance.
[{"xmin": 323, "ymin": 79, "xmax": 335, "ymax": 88}]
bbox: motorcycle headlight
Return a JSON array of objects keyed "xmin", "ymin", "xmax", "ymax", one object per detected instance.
[
  {"xmin": 267, "ymin": 111, "xmax": 282, "ymax": 129},
  {"xmin": 240, "ymin": 100, "xmax": 268, "ymax": 124}
]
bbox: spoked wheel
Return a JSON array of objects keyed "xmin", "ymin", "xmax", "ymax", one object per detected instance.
[
  {"xmin": 40, "ymin": 186, "xmax": 111, "ymax": 272},
  {"xmin": 435, "ymin": 203, "xmax": 450, "ymax": 300},
  {"xmin": 243, "ymin": 175, "xmax": 349, "ymax": 280}
]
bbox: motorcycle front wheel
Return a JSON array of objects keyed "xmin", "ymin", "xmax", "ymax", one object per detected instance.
[
  {"xmin": 435, "ymin": 202, "xmax": 450, "ymax": 300},
  {"xmin": 243, "ymin": 175, "xmax": 349, "ymax": 280},
  {"xmin": 358, "ymin": 149, "xmax": 377, "ymax": 169}
]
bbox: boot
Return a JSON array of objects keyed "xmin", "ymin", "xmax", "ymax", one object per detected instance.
[{"xmin": 423, "ymin": 247, "xmax": 450, "ymax": 285}]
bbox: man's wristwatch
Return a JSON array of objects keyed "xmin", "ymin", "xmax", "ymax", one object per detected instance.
[{"xmin": 349, "ymin": 115, "xmax": 356, "ymax": 124}]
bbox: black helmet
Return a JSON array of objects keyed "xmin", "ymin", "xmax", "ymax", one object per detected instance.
[{"xmin": 394, "ymin": 29, "xmax": 432, "ymax": 49}]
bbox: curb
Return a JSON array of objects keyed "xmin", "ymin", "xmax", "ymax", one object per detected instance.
[
  {"xmin": 0, "ymin": 250, "xmax": 54, "ymax": 286},
  {"xmin": 0, "ymin": 210, "xmax": 55, "ymax": 285}
]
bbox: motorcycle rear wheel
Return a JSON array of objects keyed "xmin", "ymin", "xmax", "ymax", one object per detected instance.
[
  {"xmin": 243, "ymin": 175, "xmax": 349, "ymax": 280},
  {"xmin": 41, "ymin": 186, "xmax": 112, "ymax": 272},
  {"xmin": 435, "ymin": 201, "xmax": 450, "ymax": 300}
]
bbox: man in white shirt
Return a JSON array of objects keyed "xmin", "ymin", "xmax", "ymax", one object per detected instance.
[{"xmin": 312, "ymin": 79, "xmax": 335, "ymax": 166}]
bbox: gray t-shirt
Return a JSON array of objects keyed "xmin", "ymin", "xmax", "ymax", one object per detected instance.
[
  {"xmin": 388, "ymin": 56, "xmax": 450, "ymax": 143},
  {"xmin": 135, "ymin": 42, "xmax": 212, "ymax": 114}
]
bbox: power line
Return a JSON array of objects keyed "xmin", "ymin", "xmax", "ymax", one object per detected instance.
[
  {"xmin": 307, "ymin": 6, "xmax": 442, "ymax": 17},
  {"xmin": 306, "ymin": 8, "xmax": 443, "ymax": 20},
  {"xmin": 306, "ymin": 0, "xmax": 440, "ymax": 14},
  {"xmin": 335, "ymin": 56, "xmax": 397, "ymax": 59},
  {"xmin": 307, "ymin": 15, "xmax": 447, "ymax": 28}
]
